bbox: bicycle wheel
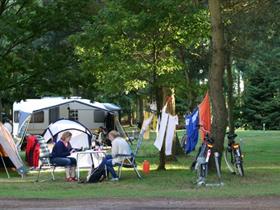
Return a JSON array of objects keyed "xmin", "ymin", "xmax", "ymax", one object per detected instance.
[
  {"xmin": 224, "ymin": 149, "xmax": 235, "ymax": 174},
  {"xmin": 236, "ymin": 162, "xmax": 244, "ymax": 176},
  {"xmin": 235, "ymin": 148, "xmax": 245, "ymax": 176},
  {"xmin": 181, "ymin": 134, "xmax": 187, "ymax": 149}
]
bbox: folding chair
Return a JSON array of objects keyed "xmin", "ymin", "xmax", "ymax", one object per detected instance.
[
  {"xmin": 35, "ymin": 135, "xmax": 56, "ymax": 182},
  {"xmin": 115, "ymin": 133, "xmax": 144, "ymax": 179}
]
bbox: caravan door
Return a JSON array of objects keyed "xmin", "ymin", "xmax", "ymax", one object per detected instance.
[{"xmin": 49, "ymin": 107, "xmax": 60, "ymax": 124}]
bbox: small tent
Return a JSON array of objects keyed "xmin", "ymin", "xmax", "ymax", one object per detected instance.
[
  {"xmin": 0, "ymin": 123, "xmax": 27, "ymax": 176},
  {"xmin": 42, "ymin": 119, "xmax": 92, "ymax": 149}
]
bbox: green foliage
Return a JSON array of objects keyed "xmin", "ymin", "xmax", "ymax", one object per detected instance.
[
  {"xmin": 223, "ymin": 0, "xmax": 280, "ymax": 130},
  {"xmin": 0, "ymin": 0, "xmax": 96, "ymax": 105},
  {"xmin": 70, "ymin": 0, "xmax": 210, "ymax": 102},
  {"xmin": 0, "ymin": 0, "xmax": 278, "ymax": 130},
  {"xmin": 242, "ymin": 49, "xmax": 280, "ymax": 129}
]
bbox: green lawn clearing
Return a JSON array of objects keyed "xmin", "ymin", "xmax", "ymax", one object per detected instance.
[{"xmin": 0, "ymin": 130, "xmax": 279, "ymax": 199}]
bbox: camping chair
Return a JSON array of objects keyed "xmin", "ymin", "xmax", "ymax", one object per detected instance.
[
  {"xmin": 35, "ymin": 135, "xmax": 56, "ymax": 182},
  {"xmin": 115, "ymin": 133, "xmax": 144, "ymax": 179}
]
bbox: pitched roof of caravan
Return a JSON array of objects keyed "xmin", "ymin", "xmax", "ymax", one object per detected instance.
[{"xmin": 13, "ymin": 98, "xmax": 120, "ymax": 113}]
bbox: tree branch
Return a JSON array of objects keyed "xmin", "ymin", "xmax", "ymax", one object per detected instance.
[
  {"xmin": 2, "ymin": 72, "xmax": 40, "ymax": 91},
  {"xmin": 0, "ymin": 0, "xmax": 9, "ymax": 16},
  {"xmin": 0, "ymin": 34, "xmax": 35, "ymax": 58},
  {"xmin": 15, "ymin": 0, "xmax": 26, "ymax": 15}
]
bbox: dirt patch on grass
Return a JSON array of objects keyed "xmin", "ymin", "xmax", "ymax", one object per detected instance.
[{"xmin": 0, "ymin": 196, "xmax": 279, "ymax": 210}]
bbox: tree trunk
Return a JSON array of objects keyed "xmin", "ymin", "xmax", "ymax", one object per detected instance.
[
  {"xmin": 151, "ymin": 40, "xmax": 166, "ymax": 170},
  {"xmin": 127, "ymin": 106, "xmax": 133, "ymax": 126},
  {"xmin": 136, "ymin": 95, "xmax": 144, "ymax": 126},
  {"xmin": 155, "ymin": 86, "xmax": 166, "ymax": 170},
  {"xmin": 226, "ymin": 50, "xmax": 235, "ymax": 134},
  {"xmin": 237, "ymin": 68, "xmax": 241, "ymax": 108},
  {"xmin": 208, "ymin": 0, "xmax": 228, "ymax": 153}
]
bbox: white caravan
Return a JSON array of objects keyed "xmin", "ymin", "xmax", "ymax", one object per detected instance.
[{"xmin": 12, "ymin": 97, "xmax": 120, "ymax": 136}]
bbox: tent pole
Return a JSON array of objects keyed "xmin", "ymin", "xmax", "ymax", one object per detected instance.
[{"xmin": 1, "ymin": 156, "xmax": 10, "ymax": 178}]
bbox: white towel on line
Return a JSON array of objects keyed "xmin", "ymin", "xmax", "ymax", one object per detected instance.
[
  {"xmin": 154, "ymin": 106, "xmax": 169, "ymax": 151},
  {"xmin": 140, "ymin": 114, "xmax": 154, "ymax": 136},
  {"xmin": 165, "ymin": 115, "xmax": 178, "ymax": 155}
]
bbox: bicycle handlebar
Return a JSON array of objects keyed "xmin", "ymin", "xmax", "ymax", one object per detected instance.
[
  {"xmin": 227, "ymin": 132, "xmax": 237, "ymax": 140},
  {"xmin": 205, "ymin": 133, "xmax": 214, "ymax": 144},
  {"xmin": 197, "ymin": 124, "xmax": 214, "ymax": 144}
]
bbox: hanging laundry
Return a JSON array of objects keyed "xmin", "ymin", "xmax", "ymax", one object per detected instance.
[
  {"xmin": 140, "ymin": 113, "xmax": 154, "ymax": 136},
  {"xmin": 154, "ymin": 106, "xmax": 169, "ymax": 151},
  {"xmin": 198, "ymin": 92, "xmax": 211, "ymax": 141},
  {"xmin": 155, "ymin": 115, "xmax": 160, "ymax": 140},
  {"xmin": 143, "ymin": 112, "xmax": 151, "ymax": 139},
  {"xmin": 185, "ymin": 108, "xmax": 199, "ymax": 154},
  {"xmin": 165, "ymin": 115, "xmax": 178, "ymax": 155}
]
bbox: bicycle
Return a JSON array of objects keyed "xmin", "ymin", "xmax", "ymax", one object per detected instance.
[
  {"xmin": 224, "ymin": 132, "xmax": 244, "ymax": 176},
  {"xmin": 191, "ymin": 132, "xmax": 222, "ymax": 186},
  {"xmin": 180, "ymin": 133, "xmax": 187, "ymax": 151}
]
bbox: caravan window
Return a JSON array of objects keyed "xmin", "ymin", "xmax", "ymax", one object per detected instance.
[
  {"xmin": 13, "ymin": 111, "xmax": 44, "ymax": 123},
  {"xmin": 94, "ymin": 110, "xmax": 105, "ymax": 123},
  {"xmin": 30, "ymin": 111, "xmax": 44, "ymax": 123},
  {"xmin": 14, "ymin": 111, "xmax": 19, "ymax": 123},
  {"xmin": 69, "ymin": 110, "xmax": 78, "ymax": 121}
]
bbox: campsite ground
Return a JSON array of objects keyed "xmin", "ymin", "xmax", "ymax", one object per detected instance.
[
  {"xmin": 1, "ymin": 196, "xmax": 280, "ymax": 209},
  {"xmin": 0, "ymin": 130, "xmax": 280, "ymax": 209}
]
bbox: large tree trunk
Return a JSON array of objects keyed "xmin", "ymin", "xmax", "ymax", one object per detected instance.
[
  {"xmin": 208, "ymin": 0, "xmax": 228, "ymax": 153},
  {"xmin": 226, "ymin": 50, "xmax": 235, "ymax": 134}
]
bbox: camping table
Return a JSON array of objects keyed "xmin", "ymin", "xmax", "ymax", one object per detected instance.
[{"xmin": 71, "ymin": 150, "xmax": 107, "ymax": 180}]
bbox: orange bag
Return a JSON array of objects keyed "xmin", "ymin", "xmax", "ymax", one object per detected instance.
[{"xmin": 142, "ymin": 160, "xmax": 150, "ymax": 174}]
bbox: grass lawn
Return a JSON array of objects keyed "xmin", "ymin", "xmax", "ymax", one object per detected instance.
[{"xmin": 0, "ymin": 130, "xmax": 279, "ymax": 199}]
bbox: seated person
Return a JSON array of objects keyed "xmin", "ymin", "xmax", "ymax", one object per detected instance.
[
  {"xmin": 50, "ymin": 131, "xmax": 77, "ymax": 182},
  {"xmin": 101, "ymin": 130, "xmax": 132, "ymax": 181},
  {"xmin": 96, "ymin": 126, "xmax": 108, "ymax": 146}
]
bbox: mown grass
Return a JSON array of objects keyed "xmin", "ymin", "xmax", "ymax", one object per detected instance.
[{"xmin": 0, "ymin": 130, "xmax": 279, "ymax": 199}]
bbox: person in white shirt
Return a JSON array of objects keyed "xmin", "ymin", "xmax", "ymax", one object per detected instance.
[{"xmin": 102, "ymin": 130, "xmax": 132, "ymax": 181}]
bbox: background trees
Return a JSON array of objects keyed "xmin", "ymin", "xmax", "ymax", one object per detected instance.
[
  {"xmin": 222, "ymin": 0, "xmax": 280, "ymax": 130},
  {"xmin": 0, "ymin": 0, "xmax": 96, "ymax": 119},
  {"xmin": 0, "ymin": 0, "xmax": 279, "ymax": 133}
]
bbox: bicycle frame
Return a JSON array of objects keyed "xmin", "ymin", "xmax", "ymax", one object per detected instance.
[
  {"xmin": 224, "ymin": 132, "xmax": 244, "ymax": 176},
  {"xmin": 194, "ymin": 133, "xmax": 215, "ymax": 186}
]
